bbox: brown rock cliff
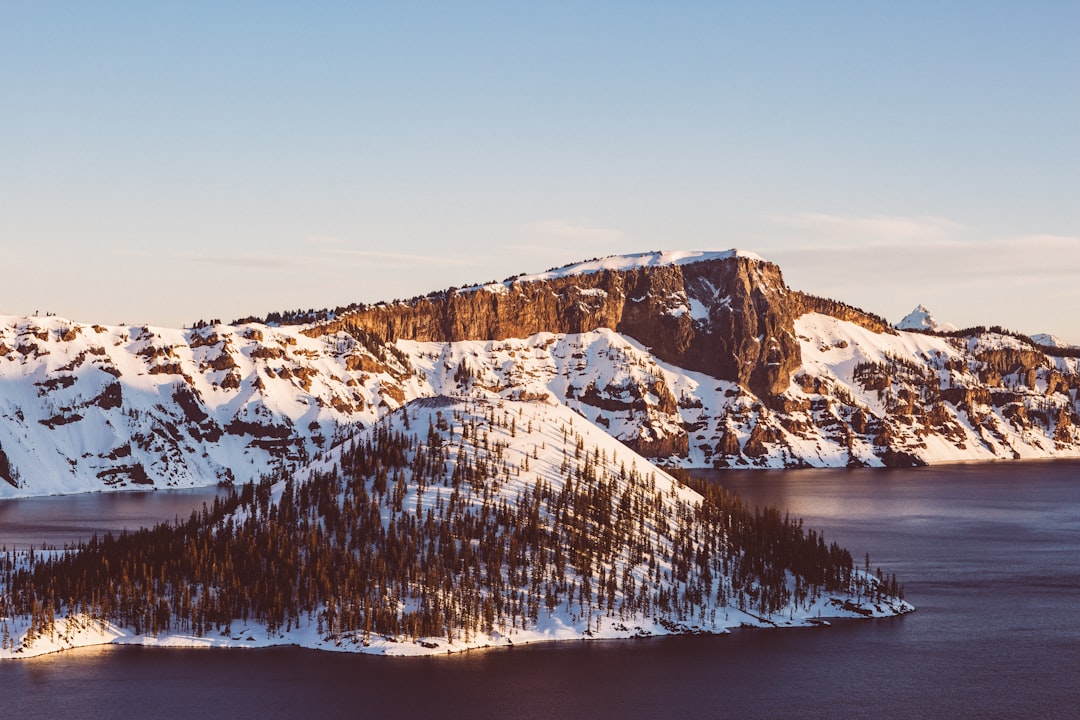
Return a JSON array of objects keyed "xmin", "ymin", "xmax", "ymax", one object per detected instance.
[{"xmin": 307, "ymin": 254, "xmax": 802, "ymax": 397}]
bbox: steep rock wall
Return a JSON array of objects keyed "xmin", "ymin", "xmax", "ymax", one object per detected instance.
[{"xmin": 308, "ymin": 255, "xmax": 801, "ymax": 397}]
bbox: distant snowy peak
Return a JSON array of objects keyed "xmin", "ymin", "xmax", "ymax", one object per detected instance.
[
  {"xmin": 466, "ymin": 249, "xmax": 766, "ymax": 291},
  {"xmin": 895, "ymin": 304, "xmax": 957, "ymax": 333},
  {"xmin": 1031, "ymin": 333, "xmax": 1078, "ymax": 349},
  {"xmin": 895, "ymin": 305, "xmax": 933, "ymax": 330}
]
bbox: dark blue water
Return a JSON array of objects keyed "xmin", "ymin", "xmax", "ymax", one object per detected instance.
[
  {"xmin": 3, "ymin": 461, "xmax": 1078, "ymax": 719},
  {"xmin": 0, "ymin": 486, "xmax": 226, "ymax": 550}
]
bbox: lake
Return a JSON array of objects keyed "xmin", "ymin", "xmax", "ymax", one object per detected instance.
[
  {"xmin": 2, "ymin": 461, "xmax": 1078, "ymax": 719},
  {"xmin": 0, "ymin": 487, "xmax": 227, "ymax": 550}
]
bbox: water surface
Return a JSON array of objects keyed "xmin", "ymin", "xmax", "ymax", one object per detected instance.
[
  {"xmin": 2, "ymin": 462, "xmax": 1078, "ymax": 719},
  {"xmin": 0, "ymin": 486, "xmax": 226, "ymax": 550}
]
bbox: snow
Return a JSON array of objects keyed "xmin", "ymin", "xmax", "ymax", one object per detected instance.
[
  {"xmin": 1032, "ymin": 333, "xmax": 1078, "ymax": 349},
  {"xmin": 793, "ymin": 313, "xmax": 1080, "ymax": 465},
  {"xmin": 461, "ymin": 250, "xmax": 764, "ymax": 292},
  {"xmin": 688, "ymin": 297, "xmax": 710, "ymax": 322},
  {"xmin": 1, "ymin": 590, "xmax": 911, "ymax": 660},
  {"xmin": 895, "ymin": 304, "xmax": 958, "ymax": 332},
  {"xmin": 12, "ymin": 255, "xmax": 1080, "ymax": 660},
  {"xmin": 4, "ymin": 300, "xmax": 1079, "ymax": 499},
  {"xmin": 0, "ymin": 315, "xmax": 406, "ymax": 498},
  {"xmin": 4, "ymin": 294, "xmax": 1080, "ymax": 498}
]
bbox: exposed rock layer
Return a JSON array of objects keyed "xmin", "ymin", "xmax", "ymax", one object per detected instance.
[{"xmin": 309, "ymin": 255, "xmax": 801, "ymax": 397}]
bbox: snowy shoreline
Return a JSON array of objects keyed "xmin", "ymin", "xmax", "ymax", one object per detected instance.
[{"xmin": 2, "ymin": 593, "xmax": 913, "ymax": 661}]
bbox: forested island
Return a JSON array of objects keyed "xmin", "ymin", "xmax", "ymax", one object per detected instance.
[{"xmin": 1, "ymin": 398, "xmax": 909, "ymax": 658}]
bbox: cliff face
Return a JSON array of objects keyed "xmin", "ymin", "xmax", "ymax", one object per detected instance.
[{"xmin": 309, "ymin": 253, "xmax": 801, "ymax": 397}]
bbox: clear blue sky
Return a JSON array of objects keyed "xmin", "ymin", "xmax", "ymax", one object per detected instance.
[{"xmin": 3, "ymin": 1, "xmax": 1077, "ymax": 341}]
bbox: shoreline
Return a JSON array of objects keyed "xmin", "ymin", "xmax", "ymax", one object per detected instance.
[{"xmin": 1, "ymin": 595, "xmax": 914, "ymax": 661}]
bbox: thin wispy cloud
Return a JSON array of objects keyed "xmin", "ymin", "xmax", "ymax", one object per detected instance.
[
  {"xmin": 530, "ymin": 220, "xmax": 625, "ymax": 244},
  {"xmin": 767, "ymin": 227, "xmax": 1079, "ymax": 284},
  {"xmin": 760, "ymin": 216, "xmax": 1080, "ymax": 338},
  {"xmin": 109, "ymin": 249, "xmax": 161, "ymax": 259},
  {"xmin": 997, "ymin": 234, "xmax": 1080, "ymax": 252},
  {"xmin": 960, "ymin": 234, "xmax": 1080, "ymax": 277},
  {"xmin": 329, "ymin": 250, "xmax": 475, "ymax": 266},
  {"xmin": 767, "ymin": 213, "xmax": 968, "ymax": 247},
  {"xmin": 303, "ymin": 235, "xmax": 349, "ymax": 247},
  {"xmin": 188, "ymin": 255, "xmax": 301, "ymax": 270},
  {"xmin": 508, "ymin": 220, "xmax": 630, "ymax": 270},
  {"xmin": 501, "ymin": 243, "xmax": 593, "ymax": 259}
]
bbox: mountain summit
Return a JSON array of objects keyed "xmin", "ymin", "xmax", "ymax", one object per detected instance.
[{"xmin": 895, "ymin": 304, "xmax": 958, "ymax": 332}]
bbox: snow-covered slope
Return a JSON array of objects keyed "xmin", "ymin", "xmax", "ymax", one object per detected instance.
[
  {"xmin": 1, "ymin": 397, "xmax": 911, "ymax": 659},
  {"xmin": 463, "ymin": 249, "xmax": 764, "ymax": 291},
  {"xmin": 784, "ymin": 314, "xmax": 1080, "ymax": 466},
  {"xmin": 0, "ymin": 315, "xmax": 414, "ymax": 496},
  {"xmin": 396, "ymin": 318, "xmax": 1080, "ymax": 469},
  {"xmin": 1032, "ymin": 333, "xmax": 1078, "ymax": 350}
]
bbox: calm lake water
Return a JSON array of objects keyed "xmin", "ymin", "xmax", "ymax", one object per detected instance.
[
  {"xmin": 0, "ymin": 487, "xmax": 227, "ymax": 550},
  {"xmin": 2, "ymin": 461, "xmax": 1079, "ymax": 719}
]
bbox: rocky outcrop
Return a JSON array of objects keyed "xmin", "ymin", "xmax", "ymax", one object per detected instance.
[
  {"xmin": 0, "ymin": 442, "xmax": 15, "ymax": 488},
  {"xmin": 624, "ymin": 424, "xmax": 690, "ymax": 458},
  {"xmin": 793, "ymin": 293, "xmax": 895, "ymax": 334},
  {"xmin": 974, "ymin": 348, "xmax": 1046, "ymax": 381},
  {"xmin": 309, "ymin": 253, "xmax": 801, "ymax": 397}
]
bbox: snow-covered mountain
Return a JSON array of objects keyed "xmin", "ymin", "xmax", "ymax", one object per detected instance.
[
  {"xmin": 895, "ymin": 304, "xmax": 958, "ymax": 332},
  {"xmin": 2, "ymin": 250, "xmax": 1079, "ymax": 496}
]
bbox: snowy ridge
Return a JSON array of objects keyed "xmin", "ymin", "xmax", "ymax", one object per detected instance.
[
  {"xmin": 1032, "ymin": 333, "xmax": 1078, "ymax": 350},
  {"xmin": 463, "ymin": 249, "xmax": 764, "ymax": 292},
  {"xmin": 794, "ymin": 317, "xmax": 1070, "ymax": 465},
  {"xmin": 2, "ymin": 397, "xmax": 911, "ymax": 659}
]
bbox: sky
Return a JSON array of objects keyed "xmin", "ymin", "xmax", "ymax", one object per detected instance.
[{"xmin": 2, "ymin": 1, "xmax": 1078, "ymax": 341}]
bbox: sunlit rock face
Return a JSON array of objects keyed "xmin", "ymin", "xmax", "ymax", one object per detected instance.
[{"xmin": 311, "ymin": 251, "xmax": 802, "ymax": 398}]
